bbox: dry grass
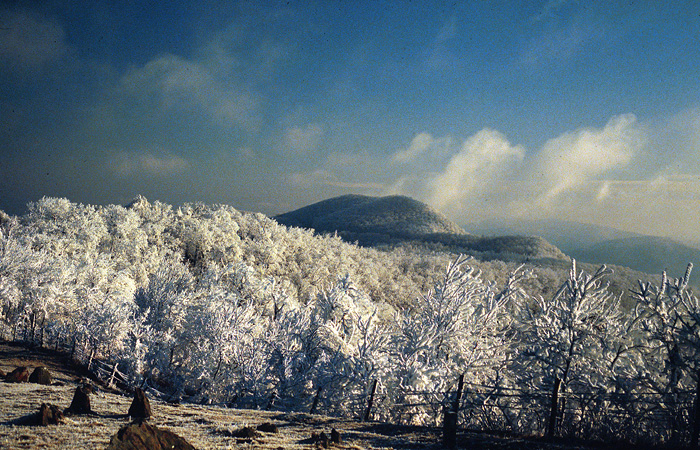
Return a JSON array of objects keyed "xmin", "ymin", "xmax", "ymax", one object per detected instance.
[{"xmin": 0, "ymin": 342, "xmax": 615, "ymax": 449}]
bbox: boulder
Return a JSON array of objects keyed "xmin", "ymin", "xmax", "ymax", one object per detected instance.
[
  {"xmin": 310, "ymin": 431, "xmax": 330, "ymax": 448},
  {"xmin": 29, "ymin": 366, "xmax": 53, "ymax": 385},
  {"xmin": 128, "ymin": 387, "xmax": 152, "ymax": 419},
  {"xmin": 106, "ymin": 422, "xmax": 195, "ymax": 450},
  {"xmin": 66, "ymin": 385, "xmax": 92, "ymax": 415},
  {"xmin": 14, "ymin": 403, "xmax": 65, "ymax": 426},
  {"xmin": 37, "ymin": 403, "xmax": 65, "ymax": 426},
  {"xmin": 256, "ymin": 422, "xmax": 279, "ymax": 433},
  {"xmin": 5, "ymin": 366, "xmax": 29, "ymax": 383},
  {"xmin": 331, "ymin": 428, "xmax": 341, "ymax": 444}
]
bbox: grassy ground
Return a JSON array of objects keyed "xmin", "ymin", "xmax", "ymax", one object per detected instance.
[{"xmin": 0, "ymin": 341, "xmax": 647, "ymax": 449}]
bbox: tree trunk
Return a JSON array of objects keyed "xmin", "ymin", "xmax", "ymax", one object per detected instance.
[{"xmin": 547, "ymin": 377, "xmax": 562, "ymax": 438}]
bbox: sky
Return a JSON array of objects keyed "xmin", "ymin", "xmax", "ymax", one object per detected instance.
[{"xmin": 1, "ymin": 0, "xmax": 700, "ymax": 242}]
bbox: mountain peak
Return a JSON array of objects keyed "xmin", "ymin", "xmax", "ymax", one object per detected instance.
[{"xmin": 275, "ymin": 194, "xmax": 465, "ymax": 237}]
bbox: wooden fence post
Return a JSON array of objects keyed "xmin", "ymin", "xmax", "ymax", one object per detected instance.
[
  {"xmin": 87, "ymin": 349, "xmax": 95, "ymax": 371},
  {"xmin": 109, "ymin": 363, "xmax": 118, "ymax": 388},
  {"xmin": 453, "ymin": 373, "xmax": 465, "ymax": 413},
  {"xmin": 443, "ymin": 407, "xmax": 457, "ymax": 449},
  {"xmin": 266, "ymin": 390, "xmax": 278, "ymax": 410},
  {"xmin": 547, "ymin": 377, "xmax": 562, "ymax": 438},
  {"xmin": 691, "ymin": 371, "xmax": 700, "ymax": 449},
  {"xmin": 443, "ymin": 373, "xmax": 464, "ymax": 449},
  {"xmin": 363, "ymin": 379, "xmax": 378, "ymax": 422},
  {"xmin": 310, "ymin": 387, "xmax": 323, "ymax": 414}
]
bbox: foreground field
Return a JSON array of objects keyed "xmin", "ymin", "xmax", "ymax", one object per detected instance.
[{"xmin": 0, "ymin": 342, "xmax": 657, "ymax": 449}]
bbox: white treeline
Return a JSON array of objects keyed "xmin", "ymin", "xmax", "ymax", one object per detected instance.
[{"xmin": 0, "ymin": 197, "xmax": 698, "ymax": 444}]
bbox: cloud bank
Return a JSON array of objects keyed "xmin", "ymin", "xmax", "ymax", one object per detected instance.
[{"xmin": 288, "ymin": 111, "xmax": 700, "ymax": 241}]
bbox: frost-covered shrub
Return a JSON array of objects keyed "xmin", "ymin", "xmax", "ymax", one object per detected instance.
[
  {"xmin": 514, "ymin": 261, "xmax": 628, "ymax": 437},
  {"xmin": 382, "ymin": 256, "xmax": 528, "ymax": 425}
]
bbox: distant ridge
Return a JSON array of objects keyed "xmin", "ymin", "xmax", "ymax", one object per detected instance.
[
  {"xmin": 275, "ymin": 195, "xmax": 567, "ymax": 262},
  {"xmin": 464, "ymin": 218, "xmax": 699, "ymax": 279},
  {"xmin": 275, "ymin": 194, "xmax": 466, "ymax": 236},
  {"xmin": 571, "ymin": 236, "xmax": 700, "ymax": 280}
]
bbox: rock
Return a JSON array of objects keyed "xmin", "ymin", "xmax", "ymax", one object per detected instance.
[
  {"xmin": 106, "ymin": 422, "xmax": 195, "ymax": 450},
  {"xmin": 0, "ymin": 367, "xmax": 5, "ymax": 378},
  {"xmin": 14, "ymin": 403, "xmax": 65, "ymax": 426},
  {"xmin": 5, "ymin": 366, "xmax": 29, "ymax": 383},
  {"xmin": 232, "ymin": 426, "xmax": 260, "ymax": 439},
  {"xmin": 37, "ymin": 403, "xmax": 65, "ymax": 426},
  {"xmin": 66, "ymin": 385, "xmax": 92, "ymax": 414},
  {"xmin": 331, "ymin": 428, "xmax": 341, "ymax": 444},
  {"xmin": 128, "ymin": 387, "xmax": 152, "ymax": 419},
  {"xmin": 29, "ymin": 366, "xmax": 53, "ymax": 385},
  {"xmin": 256, "ymin": 422, "xmax": 279, "ymax": 433},
  {"xmin": 310, "ymin": 431, "xmax": 330, "ymax": 448}
]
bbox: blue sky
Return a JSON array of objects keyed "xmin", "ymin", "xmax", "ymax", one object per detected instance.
[{"xmin": 2, "ymin": 1, "xmax": 700, "ymax": 241}]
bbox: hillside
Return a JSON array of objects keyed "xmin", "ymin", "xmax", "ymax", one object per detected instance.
[
  {"xmin": 275, "ymin": 194, "xmax": 466, "ymax": 236},
  {"xmin": 464, "ymin": 218, "xmax": 698, "ymax": 279},
  {"xmin": 463, "ymin": 218, "xmax": 642, "ymax": 253},
  {"xmin": 0, "ymin": 196, "xmax": 680, "ymax": 445},
  {"xmin": 276, "ymin": 195, "xmax": 567, "ymax": 262},
  {"xmin": 571, "ymin": 236, "xmax": 700, "ymax": 281}
]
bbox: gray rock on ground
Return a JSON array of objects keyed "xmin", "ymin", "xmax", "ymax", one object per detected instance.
[
  {"xmin": 5, "ymin": 366, "xmax": 29, "ymax": 383},
  {"xmin": 29, "ymin": 366, "xmax": 53, "ymax": 385},
  {"xmin": 128, "ymin": 387, "xmax": 152, "ymax": 419},
  {"xmin": 106, "ymin": 422, "xmax": 195, "ymax": 450}
]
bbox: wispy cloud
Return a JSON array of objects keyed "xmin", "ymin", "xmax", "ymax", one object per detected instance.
[
  {"xmin": 0, "ymin": 9, "xmax": 68, "ymax": 69},
  {"xmin": 392, "ymin": 132, "xmax": 451, "ymax": 164},
  {"xmin": 110, "ymin": 151, "xmax": 190, "ymax": 178},
  {"xmin": 119, "ymin": 53, "xmax": 260, "ymax": 129},
  {"xmin": 283, "ymin": 123, "xmax": 324, "ymax": 154}
]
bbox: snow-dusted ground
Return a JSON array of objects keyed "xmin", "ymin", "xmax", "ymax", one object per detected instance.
[
  {"xmin": 0, "ymin": 343, "xmax": 442, "ymax": 449},
  {"xmin": 0, "ymin": 379, "xmax": 452, "ymax": 449},
  {"xmin": 0, "ymin": 343, "xmax": 609, "ymax": 449}
]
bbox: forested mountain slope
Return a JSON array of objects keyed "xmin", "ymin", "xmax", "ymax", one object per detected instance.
[
  {"xmin": 275, "ymin": 194, "xmax": 466, "ymax": 236},
  {"xmin": 276, "ymin": 194, "xmax": 568, "ymax": 262}
]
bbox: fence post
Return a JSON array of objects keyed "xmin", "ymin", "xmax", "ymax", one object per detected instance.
[
  {"xmin": 692, "ymin": 371, "xmax": 700, "ymax": 449},
  {"xmin": 547, "ymin": 377, "xmax": 561, "ymax": 438},
  {"xmin": 443, "ymin": 374, "xmax": 464, "ymax": 449},
  {"xmin": 443, "ymin": 406, "xmax": 457, "ymax": 449},
  {"xmin": 265, "ymin": 390, "xmax": 278, "ymax": 410},
  {"xmin": 310, "ymin": 387, "xmax": 323, "ymax": 415},
  {"xmin": 363, "ymin": 379, "xmax": 378, "ymax": 422},
  {"xmin": 109, "ymin": 363, "xmax": 118, "ymax": 388},
  {"xmin": 87, "ymin": 349, "xmax": 95, "ymax": 371},
  {"xmin": 453, "ymin": 373, "xmax": 465, "ymax": 413}
]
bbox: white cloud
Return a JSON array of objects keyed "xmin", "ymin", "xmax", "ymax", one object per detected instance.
[
  {"xmin": 426, "ymin": 129, "xmax": 526, "ymax": 213},
  {"xmin": 383, "ymin": 115, "xmax": 648, "ymax": 224},
  {"xmin": 119, "ymin": 53, "xmax": 259, "ymax": 128},
  {"xmin": 391, "ymin": 132, "xmax": 451, "ymax": 164},
  {"xmin": 283, "ymin": 123, "xmax": 323, "ymax": 154},
  {"xmin": 0, "ymin": 9, "xmax": 68, "ymax": 68},
  {"xmin": 532, "ymin": 114, "xmax": 644, "ymax": 202},
  {"xmin": 110, "ymin": 151, "xmax": 190, "ymax": 177}
]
